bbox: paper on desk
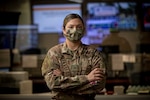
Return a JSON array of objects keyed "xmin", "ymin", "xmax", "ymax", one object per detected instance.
[
  {"xmin": 123, "ymin": 54, "xmax": 136, "ymax": 63},
  {"xmin": 0, "ymin": 49, "xmax": 10, "ymax": 67},
  {"xmin": 22, "ymin": 55, "xmax": 38, "ymax": 68},
  {"xmin": 111, "ymin": 54, "xmax": 124, "ymax": 71}
]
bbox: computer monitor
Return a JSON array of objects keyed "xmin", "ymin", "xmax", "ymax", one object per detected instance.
[
  {"xmin": 0, "ymin": 25, "xmax": 38, "ymax": 52},
  {"xmin": 141, "ymin": 2, "xmax": 150, "ymax": 32}
]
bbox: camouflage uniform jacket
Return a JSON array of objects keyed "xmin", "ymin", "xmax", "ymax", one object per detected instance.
[{"xmin": 41, "ymin": 42, "xmax": 106, "ymax": 100}]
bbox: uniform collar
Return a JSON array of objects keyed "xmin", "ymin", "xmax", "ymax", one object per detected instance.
[
  {"xmin": 61, "ymin": 42, "xmax": 83, "ymax": 54},
  {"xmin": 62, "ymin": 42, "xmax": 68, "ymax": 54}
]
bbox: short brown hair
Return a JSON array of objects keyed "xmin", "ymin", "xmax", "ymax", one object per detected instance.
[{"xmin": 63, "ymin": 13, "xmax": 84, "ymax": 29}]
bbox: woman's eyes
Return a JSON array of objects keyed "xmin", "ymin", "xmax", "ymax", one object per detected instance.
[
  {"xmin": 77, "ymin": 26, "xmax": 83, "ymax": 29},
  {"xmin": 68, "ymin": 26, "xmax": 82, "ymax": 29}
]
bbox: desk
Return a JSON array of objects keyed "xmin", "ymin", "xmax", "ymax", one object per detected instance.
[
  {"xmin": 0, "ymin": 94, "xmax": 150, "ymax": 100},
  {"xmin": 29, "ymin": 78, "xmax": 50, "ymax": 93},
  {"xmin": 106, "ymin": 78, "xmax": 130, "ymax": 93}
]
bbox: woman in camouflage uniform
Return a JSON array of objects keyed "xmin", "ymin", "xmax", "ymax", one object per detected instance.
[{"xmin": 41, "ymin": 13, "xmax": 106, "ymax": 100}]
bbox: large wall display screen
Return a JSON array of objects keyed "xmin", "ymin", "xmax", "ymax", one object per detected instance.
[{"xmin": 32, "ymin": 4, "xmax": 81, "ymax": 33}]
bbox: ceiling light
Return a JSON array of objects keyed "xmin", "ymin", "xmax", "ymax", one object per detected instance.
[{"xmin": 68, "ymin": 0, "xmax": 83, "ymax": 3}]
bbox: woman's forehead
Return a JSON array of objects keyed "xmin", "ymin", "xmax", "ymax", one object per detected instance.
[{"xmin": 66, "ymin": 18, "xmax": 83, "ymax": 26}]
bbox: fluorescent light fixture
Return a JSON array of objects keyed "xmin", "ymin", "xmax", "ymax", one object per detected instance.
[{"xmin": 68, "ymin": 0, "xmax": 83, "ymax": 3}]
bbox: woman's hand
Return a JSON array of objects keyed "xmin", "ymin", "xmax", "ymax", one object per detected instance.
[
  {"xmin": 53, "ymin": 69, "xmax": 62, "ymax": 76},
  {"xmin": 86, "ymin": 68, "xmax": 105, "ymax": 82}
]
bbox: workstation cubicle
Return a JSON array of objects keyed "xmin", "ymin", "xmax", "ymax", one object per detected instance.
[{"xmin": 0, "ymin": 0, "xmax": 150, "ymax": 97}]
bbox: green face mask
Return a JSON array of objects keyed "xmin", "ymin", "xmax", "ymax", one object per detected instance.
[{"xmin": 64, "ymin": 28, "xmax": 84, "ymax": 42}]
